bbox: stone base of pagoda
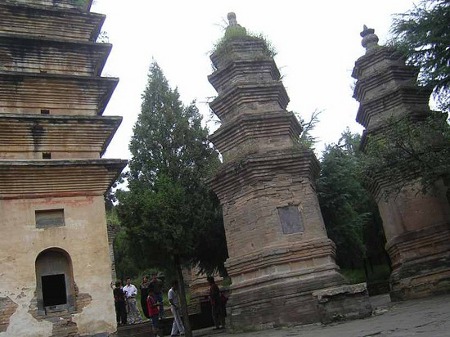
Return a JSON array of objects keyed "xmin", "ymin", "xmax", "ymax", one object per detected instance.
[
  {"xmin": 224, "ymin": 238, "xmax": 371, "ymax": 330},
  {"xmin": 387, "ymin": 223, "xmax": 450, "ymax": 301}
]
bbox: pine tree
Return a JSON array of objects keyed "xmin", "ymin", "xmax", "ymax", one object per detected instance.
[
  {"xmin": 117, "ymin": 62, "xmax": 227, "ymax": 336},
  {"xmin": 317, "ymin": 131, "xmax": 387, "ymax": 272},
  {"xmin": 390, "ymin": 0, "xmax": 450, "ymax": 112}
]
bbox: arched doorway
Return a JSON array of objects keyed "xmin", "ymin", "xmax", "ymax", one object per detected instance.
[{"xmin": 35, "ymin": 248, "xmax": 76, "ymax": 315}]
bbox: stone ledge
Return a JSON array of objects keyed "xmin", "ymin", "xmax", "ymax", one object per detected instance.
[
  {"xmin": 312, "ymin": 283, "xmax": 372, "ymax": 324},
  {"xmin": 313, "ymin": 283, "xmax": 368, "ymax": 302}
]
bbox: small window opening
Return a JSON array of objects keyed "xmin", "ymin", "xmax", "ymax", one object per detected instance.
[
  {"xmin": 42, "ymin": 152, "xmax": 51, "ymax": 159},
  {"xmin": 42, "ymin": 274, "xmax": 67, "ymax": 307},
  {"xmin": 41, "ymin": 109, "xmax": 50, "ymax": 115},
  {"xmin": 35, "ymin": 209, "xmax": 65, "ymax": 228}
]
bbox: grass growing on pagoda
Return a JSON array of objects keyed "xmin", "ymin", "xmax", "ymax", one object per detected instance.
[{"xmin": 212, "ymin": 25, "xmax": 277, "ymax": 59}]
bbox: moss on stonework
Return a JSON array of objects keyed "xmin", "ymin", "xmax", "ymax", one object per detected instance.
[
  {"xmin": 71, "ymin": 0, "xmax": 88, "ymax": 7},
  {"xmin": 212, "ymin": 26, "xmax": 277, "ymax": 59}
]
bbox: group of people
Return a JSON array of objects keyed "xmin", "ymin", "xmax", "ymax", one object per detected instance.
[
  {"xmin": 111, "ymin": 273, "xmax": 165, "ymax": 333},
  {"xmin": 111, "ymin": 274, "xmax": 226, "ymax": 335},
  {"xmin": 165, "ymin": 276, "xmax": 227, "ymax": 335}
]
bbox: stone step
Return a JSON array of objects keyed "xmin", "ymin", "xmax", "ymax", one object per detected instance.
[
  {"xmin": 117, "ymin": 322, "xmax": 154, "ymax": 337},
  {"xmin": 117, "ymin": 310, "xmax": 216, "ymax": 337}
]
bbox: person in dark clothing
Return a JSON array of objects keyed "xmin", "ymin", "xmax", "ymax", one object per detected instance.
[
  {"xmin": 140, "ymin": 275, "xmax": 151, "ymax": 319},
  {"xmin": 150, "ymin": 273, "xmax": 165, "ymax": 319},
  {"xmin": 207, "ymin": 276, "xmax": 225, "ymax": 330},
  {"xmin": 112, "ymin": 281, "xmax": 127, "ymax": 326}
]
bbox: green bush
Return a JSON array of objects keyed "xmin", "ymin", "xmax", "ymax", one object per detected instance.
[{"xmin": 341, "ymin": 264, "xmax": 391, "ymax": 284}]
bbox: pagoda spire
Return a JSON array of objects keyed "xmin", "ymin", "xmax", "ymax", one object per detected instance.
[
  {"xmin": 360, "ymin": 25, "xmax": 379, "ymax": 52},
  {"xmin": 227, "ymin": 12, "xmax": 238, "ymax": 26}
]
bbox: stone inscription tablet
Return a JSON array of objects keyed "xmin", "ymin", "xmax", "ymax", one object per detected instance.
[{"xmin": 278, "ymin": 206, "xmax": 304, "ymax": 234}]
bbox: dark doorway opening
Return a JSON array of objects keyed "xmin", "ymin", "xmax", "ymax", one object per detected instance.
[{"xmin": 42, "ymin": 274, "xmax": 67, "ymax": 307}]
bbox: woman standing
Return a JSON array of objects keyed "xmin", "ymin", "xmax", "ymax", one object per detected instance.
[{"xmin": 140, "ymin": 275, "xmax": 151, "ymax": 319}]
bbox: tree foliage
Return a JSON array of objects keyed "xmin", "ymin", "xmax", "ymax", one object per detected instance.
[
  {"xmin": 116, "ymin": 62, "xmax": 228, "ymax": 337},
  {"xmin": 389, "ymin": 0, "xmax": 450, "ymax": 111},
  {"xmin": 362, "ymin": 113, "xmax": 450, "ymax": 198},
  {"xmin": 116, "ymin": 61, "xmax": 228, "ymax": 275},
  {"xmin": 296, "ymin": 109, "xmax": 322, "ymax": 150},
  {"xmin": 317, "ymin": 131, "xmax": 387, "ymax": 269}
]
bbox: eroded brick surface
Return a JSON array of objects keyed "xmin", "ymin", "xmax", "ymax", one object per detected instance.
[{"xmin": 0, "ymin": 297, "xmax": 18, "ymax": 332}]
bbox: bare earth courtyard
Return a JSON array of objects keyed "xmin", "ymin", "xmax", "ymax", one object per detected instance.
[{"xmin": 195, "ymin": 294, "xmax": 450, "ymax": 337}]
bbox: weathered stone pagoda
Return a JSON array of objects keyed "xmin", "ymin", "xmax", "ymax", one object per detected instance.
[
  {"xmin": 0, "ymin": 0, "xmax": 127, "ymax": 336},
  {"xmin": 208, "ymin": 13, "xmax": 371, "ymax": 330},
  {"xmin": 352, "ymin": 26, "xmax": 450, "ymax": 300}
]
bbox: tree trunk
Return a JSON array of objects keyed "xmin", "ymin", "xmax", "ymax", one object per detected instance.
[{"xmin": 175, "ymin": 255, "xmax": 192, "ymax": 337}]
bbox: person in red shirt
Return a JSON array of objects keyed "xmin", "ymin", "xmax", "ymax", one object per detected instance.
[{"xmin": 147, "ymin": 287, "xmax": 160, "ymax": 334}]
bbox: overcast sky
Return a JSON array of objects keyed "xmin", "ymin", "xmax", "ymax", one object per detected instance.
[{"xmin": 91, "ymin": 0, "xmax": 417, "ymax": 160}]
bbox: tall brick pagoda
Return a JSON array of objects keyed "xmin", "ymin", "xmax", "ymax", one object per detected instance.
[
  {"xmin": 0, "ymin": 0, "xmax": 127, "ymax": 336},
  {"xmin": 352, "ymin": 26, "xmax": 450, "ymax": 300},
  {"xmin": 208, "ymin": 13, "xmax": 371, "ymax": 330}
]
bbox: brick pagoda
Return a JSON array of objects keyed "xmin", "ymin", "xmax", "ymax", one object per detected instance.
[
  {"xmin": 208, "ymin": 13, "xmax": 371, "ymax": 330},
  {"xmin": 0, "ymin": 0, "xmax": 126, "ymax": 335},
  {"xmin": 352, "ymin": 26, "xmax": 450, "ymax": 300}
]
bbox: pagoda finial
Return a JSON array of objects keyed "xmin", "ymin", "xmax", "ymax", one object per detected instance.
[
  {"xmin": 227, "ymin": 12, "xmax": 238, "ymax": 27},
  {"xmin": 224, "ymin": 12, "xmax": 247, "ymax": 36},
  {"xmin": 360, "ymin": 25, "xmax": 379, "ymax": 51}
]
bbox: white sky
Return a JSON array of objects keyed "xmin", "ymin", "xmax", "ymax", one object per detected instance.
[{"xmin": 91, "ymin": 0, "xmax": 417, "ymax": 160}]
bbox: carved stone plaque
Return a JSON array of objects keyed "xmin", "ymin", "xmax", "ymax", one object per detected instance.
[{"xmin": 278, "ymin": 206, "xmax": 304, "ymax": 234}]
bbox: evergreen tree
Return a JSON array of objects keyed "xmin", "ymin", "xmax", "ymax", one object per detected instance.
[
  {"xmin": 390, "ymin": 0, "xmax": 450, "ymax": 112},
  {"xmin": 317, "ymin": 131, "xmax": 387, "ymax": 271},
  {"xmin": 362, "ymin": 113, "xmax": 450, "ymax": 198},
  {"xmin": 116, "ymin": 62, "xmax": 227, "ymax": 336}
]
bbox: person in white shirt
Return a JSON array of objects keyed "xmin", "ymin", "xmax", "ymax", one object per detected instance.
[
  {"xmin": 168, "ymin": 280, "xmax": 185, "ymax": 336},
  {"xmin": 123, "ymin": 277, "xmax": 142, "ymax": 324}
]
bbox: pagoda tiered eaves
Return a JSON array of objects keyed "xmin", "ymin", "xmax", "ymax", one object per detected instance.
[
  {"xmin": 0, "ymin": 114, "xmax": 122, "ymax": 158},
  {"xmin": 208, "ymin": 59, "xmax": 281, "ymax": 94},
  {"xmin": 210, "ymin": 82, "xmax": 290, "ymax": 122},
  {"xmin": 0, "ymin": 71, "xmax": 118, "ymax": 115},
  {"xmin": 0, "ymin": 159, "xmax": 127, "ymax": 199},
  {"xmin": 0, "ymin": 34, "xmax": 111, "ymax": 76},
  {"xmin": 210, "ymin": 149, "xmax": 320, "ymax": 201},
  {"xmin": 0, "ymin": 3, "xmax": 104, "ymax": 42},
  {"xmin": 353, "ymin": 66, "xmax": 420, "ymax": 102},
  {"xmin": 351, "ymin": 47, "xmax": 405, "ymax": 79},
  {"xmin": 355, "ymin": 87, "xmax": 432, "ymax": 128},
  {"xmin": 4, "ymin": 0, "xmax": 94, "ymax": 11},
  {"xmin": 210, "ymin": 111, "xmax": 302, "ymax": 161}
]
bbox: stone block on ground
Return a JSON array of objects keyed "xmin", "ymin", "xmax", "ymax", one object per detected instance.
[{"xmin": 313, "ymin": 283, "xmax": 372, "ymax": 324}]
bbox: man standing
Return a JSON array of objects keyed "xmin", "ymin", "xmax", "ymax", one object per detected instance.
[
  {"xmin": 168, "ymin": 280, "xmax": 185, "ymax": 336},
  {"xmin": 123, "ymin": 277, "xmax": 142, "ymax": 324},
  {"xmin": 111, "ymin": 281, "xmax": 127, "ymax": 326},
  {"xmin": 150, "ymin": 272, "xmax": 164, "ymax": 319},
  {"xmin": 207, "ymin": 276, "xmax": 225, "ymax": 330}
]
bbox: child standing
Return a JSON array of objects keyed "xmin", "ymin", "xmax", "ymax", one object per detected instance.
[{"xmin": 147, "ymin": 287, "xmax": 160, "ymax": 335}]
